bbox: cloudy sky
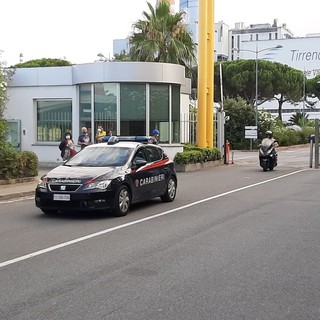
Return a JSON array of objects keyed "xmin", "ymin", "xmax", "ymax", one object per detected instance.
[{"xmin": 1, "ymin": 0, "xmax": 319, "ymax": 66}]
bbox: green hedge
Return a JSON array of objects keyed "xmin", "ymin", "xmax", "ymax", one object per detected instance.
[
  {"xmin": 0, "ymin": 146, "xmax": 38, "ymax": 179},
  {"xmin": 174, "ymin": 146, "xmax": 221, "ymax": 165},
  {"xmin": 273, "ymin": 127, "xmax": 314, "ymax": 146}
]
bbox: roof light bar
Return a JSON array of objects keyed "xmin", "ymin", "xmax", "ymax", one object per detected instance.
[{"xmin": 106, "ymin": 136, "xmax": 151, "ymax": 145}]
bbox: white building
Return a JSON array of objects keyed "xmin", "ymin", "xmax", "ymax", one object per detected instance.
[{"xmin": 5, "ymin": 62, "xmax": 191, "ymax": 166}]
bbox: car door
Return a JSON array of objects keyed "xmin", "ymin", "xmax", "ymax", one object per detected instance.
[
  {"xmin": 129, "ymin": 147, "xmax": 152, "ymax": 202},
  {"xmin": 144, "ymin": 145, "xmax": 167, "ymax": 197}
]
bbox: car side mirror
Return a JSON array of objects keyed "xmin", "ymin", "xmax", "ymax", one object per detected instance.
[{"xmin": 132, "ymin": 158, "xmax": 147, "ymax": 168}]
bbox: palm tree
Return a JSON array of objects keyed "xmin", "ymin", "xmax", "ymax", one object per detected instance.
[
  {"xmin": 288, "ymin": 112, "xmax": 309, "ymax": 126},
  {"xmin": 129, "ymin": 1, "xmax": 196, "ymax": 73}
]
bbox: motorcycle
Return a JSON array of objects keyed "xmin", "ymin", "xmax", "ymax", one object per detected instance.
[{"xmin": 259, "ymin": 138, "xmax": 278, "ymax": 172}]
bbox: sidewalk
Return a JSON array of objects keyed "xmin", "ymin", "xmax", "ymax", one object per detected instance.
[{"xmin": 0, "ymin": 169, "xmax": 48, "ymax": 201}]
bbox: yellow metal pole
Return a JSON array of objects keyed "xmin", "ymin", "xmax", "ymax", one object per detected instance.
[
  {"xmin": 206, "ymin": 0, "xmax": 214, "ymax": 147},
  {"xmin": 197, "ymin": 0, "xmax": 208, "ymax": 147}
]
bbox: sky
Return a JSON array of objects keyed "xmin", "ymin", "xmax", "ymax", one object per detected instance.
[{"xmin": 1, "ymin": 0, "xmax": 320, "ymax": 66}]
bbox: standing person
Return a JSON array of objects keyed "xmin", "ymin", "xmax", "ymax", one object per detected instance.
[
  {"xmin": 149, "ymin": 129, "xmax": 159, "ymax": 144},
  {"xmin": 77, "ymin": 127, "xmax": 92, "ymax": 150},
  {"xmin": 101, "ymin": 130, "xmax": 113, "ymax": 143},
  {"xmin": 95, "ymin": 124, "xmax": 106, "ymax": 143},
  {"xmin": 59, "ymin": 132, "xmax": 76, "ymax": 161}
]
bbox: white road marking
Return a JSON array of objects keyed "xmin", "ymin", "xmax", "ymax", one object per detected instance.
[{"xmin": 0, "ymin": 169, "xmax": 308, "ymax": 268}]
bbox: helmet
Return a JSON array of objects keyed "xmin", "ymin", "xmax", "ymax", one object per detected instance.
[
  {"xmin": 152, "ymin": 129, "xmax": 159, "ymax": 135},
  {"xmin": 265, "ymin": 130, "xmax": 273, "ymax": 138}
]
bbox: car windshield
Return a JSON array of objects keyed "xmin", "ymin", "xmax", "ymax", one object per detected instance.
[{"xmin": 65, "ymin": 146, "xmax": 132, "ymax": 167}]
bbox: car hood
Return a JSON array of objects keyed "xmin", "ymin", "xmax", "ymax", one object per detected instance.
[{"xmin": 44, "ymin": 165, "xmax": 125, "ymax": 183}]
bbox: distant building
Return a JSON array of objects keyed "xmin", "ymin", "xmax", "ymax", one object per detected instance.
[
  {"xmin": 113, "ymin": 39, "xmax": 130, "ymax": 56},
  {"xmin": 111, "ymin": 1, "xmax": 320, "ymax": 120}
]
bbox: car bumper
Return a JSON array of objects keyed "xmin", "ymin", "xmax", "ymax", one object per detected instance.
[{"xmin": 35, "ymin": 189, "xmax": 116, "ymax": 212}]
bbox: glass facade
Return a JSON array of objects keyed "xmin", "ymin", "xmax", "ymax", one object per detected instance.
[
  {"xmin": 79, "ymin": 84, "xmax": 92, "ymax": 134},
  {"xmin": 120, "ymin": 83, "xmax": 146, "ymax": 136},
  {"xmin": 37, "ymin": 100, "xmax": 72, "ymax": 142},
  {"xmin": 94, "ymin": 83, "xmax": 117, "ymax": 135},
  {"xmin": 150, "ymin": 84, "xmax": 169, "ymax": 143},
  {"xmin": 79, "ymin": 82, "xmax": 180, "ymax": 143},
  {"xmin": 172, "ymin": 85, "xmax": 180, "ymax": 143}
]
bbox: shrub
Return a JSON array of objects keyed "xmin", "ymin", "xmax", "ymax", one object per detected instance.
[
  {"xmin": 273, "ymin": 127, "xmax": 314, "ymax": 146},
  {"xmin": 0, "ymin": 145, "xmax": 20, "ymax": 179},
  {"xmin": 174, "ymin": 146, "xmax": 221, "ymax": 165},
  {"xmin": 0, "ymin": 145, "xmax": 38, "ymax": 179},
  {"xmin": 20, "ymin": 151, "xmax": 39, "ymax": 177}
]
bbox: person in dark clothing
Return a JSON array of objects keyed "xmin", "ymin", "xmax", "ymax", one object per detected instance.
[{"xmin": 59, "ymin": 132, "xmax": 76, "ymax": 161}]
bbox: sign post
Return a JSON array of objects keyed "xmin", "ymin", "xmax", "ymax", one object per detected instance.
[{"xmin": 245, "ymin": 126, "xmax": 257, "ymax": 150}]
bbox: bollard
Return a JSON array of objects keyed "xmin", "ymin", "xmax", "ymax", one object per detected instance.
[
  {"xmin": 309, "ymin": 135, "xmax": 314, "ymax": 168},
  {"xmin": 225, "ymin": 140, "xmax": 231, "ymax": 165}
]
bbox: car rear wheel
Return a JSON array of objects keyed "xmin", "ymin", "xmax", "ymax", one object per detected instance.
[
  {"xmin": 161, "ymin": 177, "xmax": 177, "ymax": 202},
  {"xmin": 113, "ymin": 185, "xmax": 131, "ymax": 216}
]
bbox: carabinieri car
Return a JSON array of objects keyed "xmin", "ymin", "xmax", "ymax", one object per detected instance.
[{"xmin": 35, "ymin": 136, "xmax": 177, "ymax": 216}]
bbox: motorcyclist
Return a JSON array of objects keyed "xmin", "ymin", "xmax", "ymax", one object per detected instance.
[
  {"xmin": 263, "ymin": 130, "xmax": 278, "ymax": 147},
  {"xmin": 261, "ymin": 130, "xmax": 278, "ymax": 164}
]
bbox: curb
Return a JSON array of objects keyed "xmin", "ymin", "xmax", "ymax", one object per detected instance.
[
  {"xmin": 0, "ymin": 191, "xmax": 35, "ymax": 201},
  {"xmin": 0, "ymin": 176, "xmax": 38, "ymax": 186}
]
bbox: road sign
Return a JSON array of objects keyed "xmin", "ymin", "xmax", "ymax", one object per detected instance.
[{"xmin": 245, "ymin": 126, "xmax": 257, "ymax": 139}]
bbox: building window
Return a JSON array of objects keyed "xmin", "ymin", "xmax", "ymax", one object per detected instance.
[
  {"xmin": 79, "ymin": 84, "xmax": 92, "ymax": 135},
  {"xmin": 256, "ymin": 34, "xmax": 258, "ymax": 41},
  {"xmin": 36, "ymin": 100, "xmax": 72, "ymax": 142},
  {"xmin": 275, "ymin": 32, "xmax": 278, "ymax": 39},
  {"xmin": 150, "ymin": 84, "xmax": 169, "ymax": 143},
  {"xmin": 269, "ymin": 33, "xmax": 272, "ymax": 40},
  {"xmin": 172, "ymin": 85, "xmax": 180, "ymax": 143},
  {"xmin": 94, "ymin": 83, "xmax": 117, "ymax": 135},
  {"xmin": 120, "ymin": 83, "xmax": 146, "ymax": 135}
]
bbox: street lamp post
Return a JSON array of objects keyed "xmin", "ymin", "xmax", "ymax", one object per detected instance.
[{"xmin": 233, "ymin": 44, "xmax": 283, "ymax": 132}]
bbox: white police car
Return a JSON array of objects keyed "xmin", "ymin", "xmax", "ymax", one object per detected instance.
[{"xmin": 35, "ymin": 136, "xmax": 177, "ymax": 216}]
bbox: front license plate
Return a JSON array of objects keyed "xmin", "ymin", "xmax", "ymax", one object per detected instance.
[{"xmin": 53, "ymin": 194, "xmax": 70, "ymax": 201}]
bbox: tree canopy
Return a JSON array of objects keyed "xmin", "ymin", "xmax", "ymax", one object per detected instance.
[
  {"xmin": 12, "ymin": 58, "xmax": 72, "ymax": 68},
  {"xmin": 214, "ymin": 60, "xmax": 304, "ymax": 121},
  {"xmin": 129, "ymin": 1, "xmax": 196, "ymax": 74},
  {"xmin": 0, "ymin": 53, "xmax": 10, "ymax": 145}
]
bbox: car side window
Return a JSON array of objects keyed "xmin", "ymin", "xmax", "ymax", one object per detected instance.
[
  {"xmin": 134, "ymin": 148, "xmax": 147, "ymax": 162},
  {"xmin": 145, "ymin": 146, "xmax": 162, "ymax": 162}
]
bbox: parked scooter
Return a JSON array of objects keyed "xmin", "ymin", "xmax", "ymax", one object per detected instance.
[{"xmin": 259, "ymin": 131, "xmax": 278, "ymax": 172}]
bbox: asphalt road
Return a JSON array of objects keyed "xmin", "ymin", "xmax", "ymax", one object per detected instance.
[{"xmin": 1, "ymin": 145, "xmax": 319, "ymax": 320}]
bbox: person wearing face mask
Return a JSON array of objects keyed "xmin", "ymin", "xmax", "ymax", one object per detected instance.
[
  {"xmin": 59, "ymin": 132, "xmax": 77, "ymax": 161},
  {"xmin": 95, "ymin": 124, "xmax": 106, "ymax": 143},
  {"xmin": 77, "ymin": 127, "xmax": 92, "ymax": 150}
]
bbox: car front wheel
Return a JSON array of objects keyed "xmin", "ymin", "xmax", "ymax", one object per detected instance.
[
  {"xmin": 41, "ymin": 209, "xmax": 58, "ymax": 215},
  {"xmin": 161, "ymin": 177, "xmax": 177, "ymax": 202},
  {"xmin": 113, "ymin": 185, "xmax": 131, "ymax": 217}
]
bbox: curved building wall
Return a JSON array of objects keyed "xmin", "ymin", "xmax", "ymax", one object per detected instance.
[{"xmin": 6, "ymin": 62, "xmax": 191, "ymax": 165}]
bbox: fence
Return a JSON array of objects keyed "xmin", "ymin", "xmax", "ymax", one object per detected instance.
[{"xmin": 181, "ymin": 112, "xmax": 219, "ymax": 146}]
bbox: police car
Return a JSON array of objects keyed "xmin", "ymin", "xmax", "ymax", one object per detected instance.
[{"xmin": 35, "ymin": 136, "xmax": 177, "ymax": 216}]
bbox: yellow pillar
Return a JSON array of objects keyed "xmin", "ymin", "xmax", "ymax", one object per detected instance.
[
  {"xmin": 206, "ymin": 0, "xmax": 214, "ymax": 147},
  {"xmin": 197, "ymin": 0, "xmax": 208, "ymax": 147}
]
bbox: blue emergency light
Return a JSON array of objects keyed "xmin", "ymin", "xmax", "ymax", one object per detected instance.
[{"xmin": 106, "ymin": 136, "xmax": 151, "ymax": 145}]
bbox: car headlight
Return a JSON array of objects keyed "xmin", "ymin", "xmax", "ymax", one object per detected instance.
[
  {"xmin": 83, "ymin": 180, "xmax": 112, "ymax": 191},
  {"xmin": 37, "ymin": 176, "xmax": 48, "ymax": 189}
]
